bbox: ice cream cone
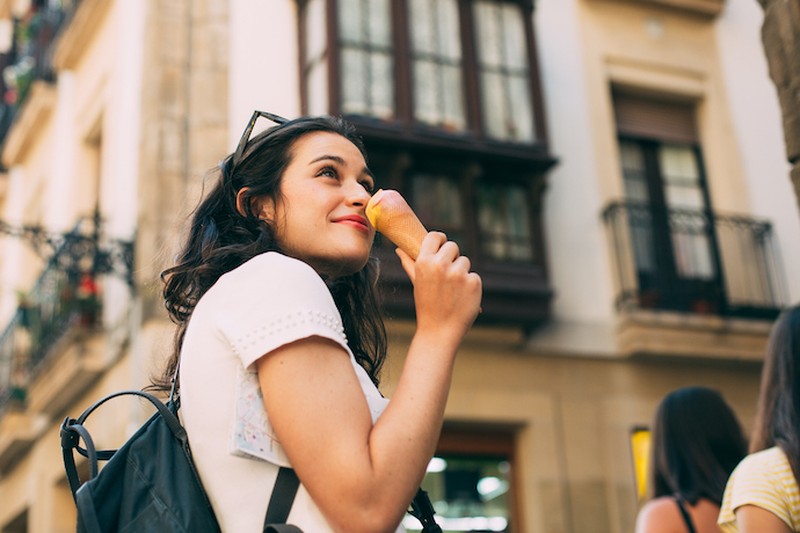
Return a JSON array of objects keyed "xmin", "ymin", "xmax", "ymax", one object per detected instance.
[{"xmin": 366, "ymin": 189, "xmax": 428, "ymax": 260}]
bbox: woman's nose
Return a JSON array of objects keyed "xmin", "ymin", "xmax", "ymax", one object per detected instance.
[{"xmin": 346, "ymin": 180, "xmax": 371, "ymax": 206}]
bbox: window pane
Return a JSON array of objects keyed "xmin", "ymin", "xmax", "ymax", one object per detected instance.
[
  {"xmin": 368, "ymin": 0, "xmax": 391, "ymax": 46},
  {"xmin": 338, "ymin": 0, "xmax": 363, "ymax": 43},
  {"xmin": 409, "ymin": 0, "xmax": 466, "ymax": 130},
  {"xmin": 619, "ymin": 140, "xmax": 649, "ymax": 202},
  {"xmin": 369, "ymin": 52, "xmax": 394, "ymax": 119},
  {"xmin": 414, "ymin": 60, "xmax": 438, "ymax": 124},
  {"xmin": 507, "ymin": 75, "xmax": 534, "ymax": 142},
  {"xmin": 659, "ymin": 144, "xmax": 703, "ymax": 209},
  {"xmin": 477, "ymin": 183, "xmax": 533, "ymax": 262},
  {"xmin": 338, "ymin": 0, "xmax": 394, "ymax": 118},
  {"xmin": 501, "ymin": 3, "xmax": 527, "ymax": 69},
  {"xmin": 412, "ymin": 174, "xmax": 464, "ymax": 245},
  {"xmin": 474, "ymin": 1, "xmax": 536, "ymax": 143},
  {"xmin": 341, "ymin": 48, "xmax": 368, "ymax": 114},
  {"xmin": 404, "ymin": 455, "xmax": 511, "ymax": 532},
  {"xmin": 480, "ymin": 72, "xmax": 505, "ymax": 138},
  {"xmin": 442, "ymin": 65, "xmax": 466, "ymax": 130}
]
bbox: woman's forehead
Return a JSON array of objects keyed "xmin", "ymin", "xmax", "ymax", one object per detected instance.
[{"xmin": 292, "ymin": 131, "xmax": 364, "ymax": 161}]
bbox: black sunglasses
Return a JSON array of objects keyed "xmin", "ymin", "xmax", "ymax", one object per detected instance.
[{"xmin": 232, "ymin": 110, "xmax": 289, "ymax": 166}]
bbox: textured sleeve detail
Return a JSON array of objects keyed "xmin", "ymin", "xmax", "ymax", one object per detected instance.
[
  {"xmin": 214, "ymin": 253, "xmax": 351, "ymax": 369},
  {"xmin": 230, "ymin": 308, "xmax": 347, "ymax": 367}
]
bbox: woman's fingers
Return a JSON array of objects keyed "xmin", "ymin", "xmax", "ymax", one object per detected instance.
[{"xmin": 395, "ymin": 248, "xmax": 416, "ymax": 283}]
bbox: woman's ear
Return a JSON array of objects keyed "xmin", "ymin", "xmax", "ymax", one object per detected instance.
[
  {"xmin": 236, "ymin": 187, "xmax": 275, "ymax": 221},
  {"xmin": 235, "ymin": 187, "xmax": 252, "ymax": 217}
]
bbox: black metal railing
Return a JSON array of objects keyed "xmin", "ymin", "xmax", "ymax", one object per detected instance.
[
  {"xmin": 0, "ymin": 1, "xmax": 81, "ymax": 147},
  {"xmin": 603, "ymin": 200, "xmax": 786, "ymax": 319},
  {"xmin": 0, "ymin": 216, "xmax": 109, "ymax": 410}
]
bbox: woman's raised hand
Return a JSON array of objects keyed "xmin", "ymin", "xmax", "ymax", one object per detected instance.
[{"xmin": 396, "ymin": 231, "xmax": 482, "ymax": 346}]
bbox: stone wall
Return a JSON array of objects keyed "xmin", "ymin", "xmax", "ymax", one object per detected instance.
[{"xmin": 758, "ymin": 0, "xmax": 800, "ymax": 208}]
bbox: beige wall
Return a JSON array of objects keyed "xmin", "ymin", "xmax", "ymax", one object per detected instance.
[{"xmin": 382, "ymin": 321, "xmax": 762, "ymax": 533}]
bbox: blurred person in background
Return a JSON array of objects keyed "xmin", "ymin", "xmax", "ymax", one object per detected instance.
[
  {"xmin": 636, "ymin": 386, "xmax": 748, "ymax": 533},
  {"xmin": 718, "ymin": 305, "xmax": 800, "ymax": 533}
]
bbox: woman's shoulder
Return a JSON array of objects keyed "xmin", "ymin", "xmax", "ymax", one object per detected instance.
[
  {"xmin": 636, "ymin": 497, "xmax": 684, "ymax": 533},
  {"xmin": 734, "ymin": 447, "xmax": 790, "ymax": 477},
  {"xmin": 213, "ymin": 252, "xmax": 322, "ymax": 292},
  {"xmin": 234, "ymin": 251, "xmax": 318, "ymax": 278}
]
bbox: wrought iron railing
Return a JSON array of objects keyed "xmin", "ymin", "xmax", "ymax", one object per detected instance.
[
  {"xmin": 0, "ymin": 217, "xmax": 108, "ymax": 409},
  {"xmin": 0, "ymin": 1, "xmax": 81, "ymax": 147},
  {"xmin": 602, "ymin": 200, "xmax": 786, "ymax": 319}
]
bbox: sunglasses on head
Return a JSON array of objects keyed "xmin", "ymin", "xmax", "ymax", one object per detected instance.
[{"xmin": 232, "ymin": 110, "xmax": 289, "ymax": 167}]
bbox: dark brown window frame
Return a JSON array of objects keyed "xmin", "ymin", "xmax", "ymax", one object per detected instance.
[{"xmin": 297, "ymin": 0, "xmax": 550, "ymax": 157}]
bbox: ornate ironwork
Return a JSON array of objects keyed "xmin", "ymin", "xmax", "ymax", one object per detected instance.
[
  {"xmin": 0, "ymin": 214, "xmax": 134, "ymax": 409},
  {"xmin": 602, "ymin": 200, "xmax": 786, "ymax": 319}
]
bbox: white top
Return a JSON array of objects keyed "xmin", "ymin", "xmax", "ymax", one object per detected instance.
[{"xmin": 179, "ymin": 252, "xmax": 398, "ymax": 532}]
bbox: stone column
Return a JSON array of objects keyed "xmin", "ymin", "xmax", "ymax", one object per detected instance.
[{"xmin": 758, "ymin": 0, "xmax": 800, "ymax": 209}]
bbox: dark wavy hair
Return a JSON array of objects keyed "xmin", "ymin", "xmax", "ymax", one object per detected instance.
[
  {"xmin": 751, "ymin": 305, "xmax": 800, "ymax": 484},
  {"xmin": 650, "ymin": 386, "xmax": 747, "ymax": 505},
  {"xmin": 153, "ymin": 115, "xmax": 387, "ymax": 392}
]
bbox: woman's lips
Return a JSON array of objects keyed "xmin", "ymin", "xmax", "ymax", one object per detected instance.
[{"xmin": 334, "ymin": 215, "xmax": 370, "ymax": 232}]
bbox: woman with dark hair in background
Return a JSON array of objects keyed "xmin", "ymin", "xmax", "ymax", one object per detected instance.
[
  {"xmin": 718, "ymin": 305, "xmax": 800, "ymax": 533},
  {"xmin": 155, "ymin": 112, "xmax": 482, "ymax": 532},
  {"xmin": 636, "ymin": 386, "xmax": 747, "ymax": 533}
]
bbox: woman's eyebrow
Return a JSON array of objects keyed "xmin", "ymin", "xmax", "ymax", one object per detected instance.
[{"xmin": 309, "ymin": 154, "xmax": 345, "ymax": 166}]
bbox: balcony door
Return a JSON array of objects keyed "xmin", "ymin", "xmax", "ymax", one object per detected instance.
[{"xmin": 615, "ymin": 93, "xmax": 725, "ymax": 314}]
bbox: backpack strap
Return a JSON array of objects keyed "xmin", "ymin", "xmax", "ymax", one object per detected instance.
[
  {"xmin": 59, "ymin": 390, "xmax": 185, "ymax": 502},
  {"xmin": 60, "ymin": 419, "xmax": 97, "ymax": 501},
  {"xmin": 410, "ymin": 488, "xmax": 442, "ymax": 533},
  {"xmin": 673, "ymin": 494, "xmax": 697, "ymax": 533},
  {"xmin": 263, "ymin": 467, "xmax": 300, "ymax": 531}
]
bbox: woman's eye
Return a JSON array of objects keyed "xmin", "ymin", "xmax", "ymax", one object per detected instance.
[
  {"xmin": 317, "ymin": 166, "xmax": 338, "ymax": 179},
  {"xmin": 361, "ymin": 181, "xmax": 375, "ymax": 194}
]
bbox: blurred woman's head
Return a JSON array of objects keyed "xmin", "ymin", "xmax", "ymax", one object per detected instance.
[{"xmin": 651, "ymin": 386, "xmax": 747, "ymax": 505}]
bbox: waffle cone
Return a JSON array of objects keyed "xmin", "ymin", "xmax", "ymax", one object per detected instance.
[{"xmin": 366, "ymin": 189, "xmax": 428, "ymax": 260}]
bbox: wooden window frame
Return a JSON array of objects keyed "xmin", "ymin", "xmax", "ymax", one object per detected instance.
[{"xmin": 297, "ymin": 0, "xmax": 549, "ymax": 156}]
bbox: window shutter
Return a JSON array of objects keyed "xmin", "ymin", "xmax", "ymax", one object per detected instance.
[{"xmin": 613, "ymin": 93, "xmax": 698, "ymax": 144}]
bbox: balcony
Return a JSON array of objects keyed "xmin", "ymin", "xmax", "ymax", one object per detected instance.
[
  {"xmin": 603, "ymin": 200, "xmax": 786, "ymax": 359},
  {"xmin": 604, "ymin": 200, "xmax": 786, "ymax": 318},
  {"xmin": 0, "ymin": 218, "xmax": 106, "ymax": 417},
  {"xmin": 0, "ymin": 0, "xmax": 81, "ymax": 153}
]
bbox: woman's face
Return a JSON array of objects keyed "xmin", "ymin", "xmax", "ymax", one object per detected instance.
[{"xmin": 264, "ymin": 131, "xmax": 376, "ymax": 278}]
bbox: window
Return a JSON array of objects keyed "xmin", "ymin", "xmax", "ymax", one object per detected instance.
[
  {"xmin": 299, "ymin": 0, "xmax": 542, "ymax": 144},
  {"xmin": 612, "ymin": 92, "xmax": 724, "ymax": 313},
  {"xmin": 404, "ymin": 427, "xmax": 519, "ymax": 532},
  {"xmin": 299, "ymin": 0, "xmax": 555, "ymax": 329}
]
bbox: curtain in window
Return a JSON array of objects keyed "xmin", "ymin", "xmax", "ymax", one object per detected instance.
[
  {"xmin": 411, "ymin": 174, "xmax": 464, "ymax": 246},
  {"xmin": 337, "ymin": 0, "xmax": 394, "ymax": 118},
  {"xmin": 474, "ymin": 1, "xmax": 534, "ymax": 142},
  {"xmin": 408, "ymin": 0, "xmax": 466, "ymax": 130},
  {"xmin": 477, "ymin": 182, "xmax": 533, "ymax": 261}
]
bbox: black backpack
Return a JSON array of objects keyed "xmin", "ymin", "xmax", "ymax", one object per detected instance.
[
  {"xmin": 60, "ymin": 388, "xmax": 441, "ymax": 532},
  {"xmin": 60, "ymin": 389, "xmax": 301, "ymax": 532}
]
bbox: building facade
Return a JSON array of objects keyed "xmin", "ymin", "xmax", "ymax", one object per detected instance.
[{"xmin": 0, "ymin": 0, "xmax": 797, "ymax": 532}]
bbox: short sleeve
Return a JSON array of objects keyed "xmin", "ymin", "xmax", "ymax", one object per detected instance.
[
  {"xmin": 213, "ymin": 253, "xmax": 349, "ymax": 368},
  {"xmin": 718, "ymin": 448, "xmax": 797, "ymax": 532}
]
